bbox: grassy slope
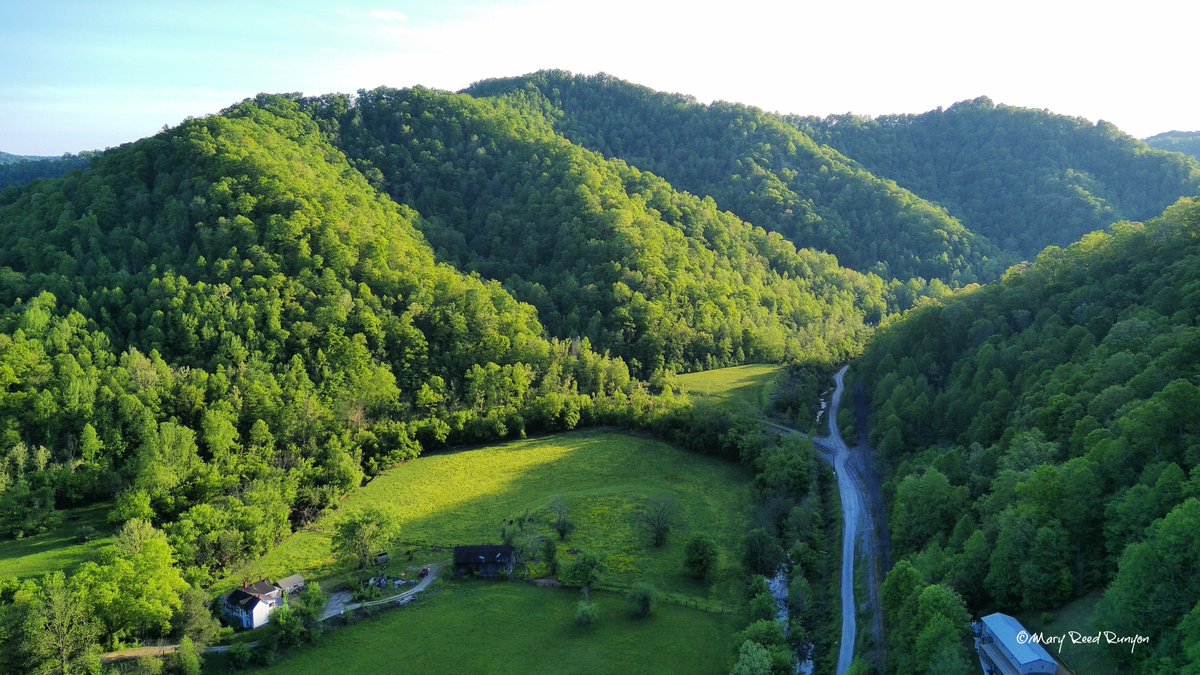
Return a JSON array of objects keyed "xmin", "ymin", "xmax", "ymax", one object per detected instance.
[
  {"xmin": 676, "ymin": 364, "xmax": 783, "ymax": 413},
  {"xmin": 0, "ymin": 503, "xmax": 115, "ymax": 580},
  {"xmin": 1018, "ymin": 592, "xmax": 1120, "ymax": 674},
  {"xmin": 240, "ymin": 582, "xmax": 740, "ymax": 675},
  {"xmin": 222, "ymin": 430, "xmax": 752, "ymax": 604}
]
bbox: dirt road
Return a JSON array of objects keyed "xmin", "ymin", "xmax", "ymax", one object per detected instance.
[
  {"xmin": 773, "ymin": 365, "xmax": 887, "ymax": 675},
  {"xmin": 101, "ymin": 565, "xmax": 438, "ymax": 663}
]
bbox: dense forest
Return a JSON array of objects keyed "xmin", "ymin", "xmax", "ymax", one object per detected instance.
[
  {"xmin": 859, "ymin": 198, "xmax": 1200, "ymax": 671},
  {"xmin": 797, "ymin": 100, "xmax": 1200, "ymax": 258},
  {"xmin": 0, "ymin": 89, "xmax": 881, "ymax": 671},
  {"xmin": 1145, "ymin": 130, "xmax": 1200, "ymax": 162},
  {"xmin": 465, "ymin": 71, "xmax": 1003, "ymax": 284},
  {"xmin": 0, "ymin": 94, "xmax": 668, "ymax": 615},
  {"xmin": 2, "ymin": 72, "xmax": 1198, "ymax": 673},
  {"xmin": 302, "ymin": 86, "xmax": 895, "ymax": 376}
]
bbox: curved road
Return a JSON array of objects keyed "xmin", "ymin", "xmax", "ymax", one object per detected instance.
[
  {"xmin": 101, "ymin": 565, "xmax": 438, "ymax": 662},
  {"xmin": 815, "ymin": 366, "xmax": 863, "ymax": 675},
  {"xmin": 773, "ymin": 365, "xmax": 884, "ymax": 675}
]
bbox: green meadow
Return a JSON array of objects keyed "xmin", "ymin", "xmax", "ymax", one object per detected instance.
[
  {"xmin": 222, "ymin": 430, "xmax": 753, "ymax": 605},
  {"xmin": 676, "ymin": 364, "xmax": 782, "ymax": 412},
  {"xmin": 0, "ymin": 503, "xmax": 115, "ymax": 580},
  {"xmin": 241, "ymin": 582, "xmax": 740, "ymax": 675}
]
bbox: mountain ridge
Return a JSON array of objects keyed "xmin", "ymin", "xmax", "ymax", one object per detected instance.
[{"xmin": 465, "ymin": 70, "xmax": 1005, "ymax": 284}]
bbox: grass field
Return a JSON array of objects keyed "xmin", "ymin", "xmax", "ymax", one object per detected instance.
[
  {"xmin": 221, "ymin": 430, "xmax": 753, "ymax": 605},
  {"xmin": 676, "ymin": 364, "xmax": 782, "ymax": 412},
  {"xmin": 1019, "ymin": 592, "xmax": 1121, "ymax": 674},
  {"xmin": 241, "ymin": 582, "xmax": 741, "ymax": 675},
  {"xmin": 0, "ymin": 503, "xmax": 115, "ymax": 580}
]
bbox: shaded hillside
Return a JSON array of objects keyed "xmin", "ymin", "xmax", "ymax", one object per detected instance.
[
  {"xmin": 0, "ymin": 152, "xmax": 95, "ymax": 191},
  {"xmin": 797, "ymin": 99, "xmax": 1200, "ymax": 258},
  {"xmin": 1145, "ymin": 130, "xmax": 1200, "ymax": 162},
  {"xmin": 306, "ymin": 86, "xmax": 895, "ymax": 376},
  {"xmin": 0, "ymin": 151, "xmax": 52, "ymax": 164},
  {"xmin": 859, "ymin": 199, "xmax": 1200, "ymax": 672},
  {"xmin": 0, "ymin": 95, "xmax": 641, "ymax": 585},
  {"xmin": 465, "ymin": 71, "xmax": 1002, "ymax": 284}
]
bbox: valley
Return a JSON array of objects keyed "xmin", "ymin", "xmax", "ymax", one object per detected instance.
[{"xmin": 0, "ymin": 67, "xmax": 1197, "ymax": 675}]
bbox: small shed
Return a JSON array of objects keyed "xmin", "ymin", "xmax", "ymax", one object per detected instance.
[
  {"xmin": 372, "ymin": 552, "xmax": 391, "ymax": 566},
  {"xmin": 278, "ymin": 574, "xmax": 305, "ymax": 595},
  {"xmin": 453, "ymin": 545, "xmax": 515, "ymax": 579}
]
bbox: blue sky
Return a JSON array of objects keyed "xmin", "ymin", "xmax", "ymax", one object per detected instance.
[{"xmin": 1, "ymin": 0, "xmax": 1196, "ymax": 155}]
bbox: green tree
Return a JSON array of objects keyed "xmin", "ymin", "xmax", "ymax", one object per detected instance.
[
  {"xmin": 731, "ymin": 640, "xmax": 773, "ymax": 675},
  {"xmin": 331, "ymin": 507, "xmax": 397, "ymax": 570},
  {"xmin": 549, "ymin": 496, "xmax": 575, "ymax": 541},
  {"xmin": 171, "ymin": 636, "xmax": 202, "ymax": 675},
  {"xmin": 627, "ymin": 583, "xmax": 657, "ymax": 618},
  {"xmin": 73, "ymin": 519, "xmax": 189, "ymax": 642},
  {"xmin": 683, "ymin": 534, "xmax": 719, "ymax": 579},
  {"xmin": 562, "ymin": 553, "xmax": 603, "ymax": 591},
  {"xmin": 21, "ymin": 572, "xmax": 100, "ymax": 675},
  {"xmin": 574, "ymin": 599, "xmax": 598, "ymax": 627},
  {"xmin": 742, "ymin": 529, "xmax": 784, "ymax": 576}
]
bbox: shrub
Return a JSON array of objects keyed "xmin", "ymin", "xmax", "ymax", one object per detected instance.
[
  {"xmin": 171, "ymin": 636, "xmax": 202, "ymax": 675},
  {"xmin": 575, "ymin": 599, "xmax": 599, "ymax": 626},
  {"xmin": 749, "ymin": 590, "xmax": 778, "ymax": 622},
  {"xmin": 742, "ymin": 529, "xmax": 784, "ymax": 576},
  {"xmin": 627, "ymin": 582, "xmax": 657, "ymax": 618},
  {"xmin": 683, "ymin": 534, "xmax": 719, "ymax": 579},
  {"xmin": 75, "ymin": 525, "xmax": 98, "ymax": 543},
  {"xmin": 227, "ymin": 642, "xmax": 252, "ymax": 669}
]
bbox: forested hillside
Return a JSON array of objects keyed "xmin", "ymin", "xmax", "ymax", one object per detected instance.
[
  {"xmin": 465, "ymin": 71, "xmax": 1002, "ymax": 284},
  {"xmin": 0, "ymin": 153, "xmax": 94, "ymax": 191},
  {"xmin": 0, "ymin": 94, "xmax": 653, "ymax": 604},
  {"xmin": 797, "ymin": 99, "xmax": 1200, "ymax": 258},
  {"xmin": 859, "ymin": 199, "xmax": 1200, "ymax": 671},
  {"xmin": 0, "ymin": 151, "xmax": 49, "ymax": 165},
  {"xmin": 1145, "ymin": 130, "xmax": 1200, "ymax": 162},
  {"xmin": 305, "ymin": 86, "xmax": 895, "ymax": 376}
]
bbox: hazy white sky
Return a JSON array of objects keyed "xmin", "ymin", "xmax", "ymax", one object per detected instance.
[{"xmin": 1, "ymin": 0, "xmax": 1195, "ymax": 155}]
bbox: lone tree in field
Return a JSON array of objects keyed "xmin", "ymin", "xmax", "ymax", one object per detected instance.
[
  {"xmin": 549, "ymin": 496, "xmax": 576, "ymax": 540},
  {"xmin": 332, "ymin": 506, "xmax": 397, "ymax": 569},
  {"xmin": 639, "ymin": 497, "xmax": 676, "ymax": 547},
  {"xmin": 684, "ymin": 534, "xmax": 719, "ymax": 579},
  {"xmin": 627, "ymin": 582, "xmax": 657, "ymax": 618}
]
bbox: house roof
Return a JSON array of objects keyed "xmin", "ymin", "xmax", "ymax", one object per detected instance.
[
  {"xmin": 226, "ymin": 588, "xmax": 264, "ymax": 609},
  {"xmin": 453, "ymin": 545, "xmax": 514, "ymax": 564},
  {"xmin": 278, "ymin": 574, "xmax": 305, "ymax": 591},
  {"xmin": 243, "ymin": 580, "xmax": 279, "ymax": 596},
  {"xmin": 981, "ymin": 613, "xmax": 1055, "ymax": 667}
]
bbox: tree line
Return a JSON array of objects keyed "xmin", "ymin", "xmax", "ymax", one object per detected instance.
[
  {"xmin": 859, "ymin": 198, "xmax": 1200, "ymax": 672},
  {"xmin": 466, "ymin": 71, "xmax": 1003, "ymax": 284},
  {"xmin": 797, "ymin": 98, "xmax": 1200, "ymax": 260}
]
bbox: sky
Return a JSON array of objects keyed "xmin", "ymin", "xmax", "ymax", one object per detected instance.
[{"xmin": 1, "ymin": 0, "xmax": 1196, "ymax": 155}]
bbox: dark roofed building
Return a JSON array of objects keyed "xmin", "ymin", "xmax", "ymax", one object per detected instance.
[
  {"xmin": 453, "ymin": 545, "xmax": 515, "ymax": 579},
  {"xmin": 223, "ymin": 579, "xmax": 284, "ymax": 630},
  {"xmin": 976, "ymin": 612, "xmax": 1058, "ymax": 674}
]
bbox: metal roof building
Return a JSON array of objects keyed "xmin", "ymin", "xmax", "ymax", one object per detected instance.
[{"xmin": 976, "ymin": 612, "xmax": 1058, "ymax": 674}]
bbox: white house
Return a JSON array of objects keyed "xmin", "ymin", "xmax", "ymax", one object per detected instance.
[{"xmin": 223, "ymin": 579, "xmax": 285, "ymax": 630}]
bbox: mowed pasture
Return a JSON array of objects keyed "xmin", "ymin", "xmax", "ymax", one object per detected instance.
[
  {"xmin": 222, "ymin": 430, "xmax": 753, "ymax": 603},
  {"xmin": 246, "ymin": 582, "xmax": 741, "ymax": 675},
  {"xmin": 676, "ymin": 364, "xmax": 782, "ymax": 412},
  {"xmin": 0, "ymin": 503, "xmax": 115, "ymax": 580}
]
